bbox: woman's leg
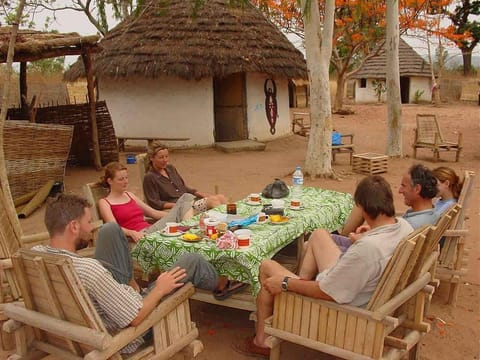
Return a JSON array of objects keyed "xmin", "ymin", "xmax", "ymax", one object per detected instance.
[
  {"xmin": 339, "ymin": 205, "xmax": 364, "ymax": 236},
  {"xmin": 146, "ymin": 193, "xmax": 195, "ymax": 233}
]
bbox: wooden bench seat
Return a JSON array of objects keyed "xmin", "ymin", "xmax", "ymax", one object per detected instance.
[{"xmin": 117, "ymin": 136, "xmax": 190, "ymax": 151}]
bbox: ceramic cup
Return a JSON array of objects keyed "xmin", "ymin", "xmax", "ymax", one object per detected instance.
[
  {"xmin": 290, "ymin": 198, "xmax": 301, "ymax": 209},
  {"xmin": 271, "ymin": 199, "xmax": 285, "ymax": 209},
  {"xmin": 248, "ymin": 193, "xmax": 261, "ymax": 203},
  {"xmin": 234, "ymin": 229, "xmax": 252, "ymax": 249},
  {"xmin": 204, "ymin": 219, "xmax": 219, "ymax": 238},
  {"xmin": 166, "ymin": 222, "xmax": 178, "ymax": 234},
  {"xmin": 257, "ymin": 212, "xmax": 268, "ymax": 223}
]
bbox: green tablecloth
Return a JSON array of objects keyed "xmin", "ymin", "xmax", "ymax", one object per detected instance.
[{"xmin": 132, "ymin": 186, "xmax": 354, "ymax": 295}]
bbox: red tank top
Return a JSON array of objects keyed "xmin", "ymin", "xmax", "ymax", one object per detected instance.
[{"xmin": 104, "ymin": 193, "xmax": 150, "ymax": 231}]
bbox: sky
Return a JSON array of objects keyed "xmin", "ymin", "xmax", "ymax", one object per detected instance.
[{"xmin": 9, "ymin": 3, "xmax": 480, "ymax": 67}]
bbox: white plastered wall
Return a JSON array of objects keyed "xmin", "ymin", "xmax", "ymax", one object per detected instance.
[
  {"xmin": 245, "ymin": 73, "xmax": 291, "ymax": 141},
  {"xmin": 100, "ymin": 76, "xmax": 214, "ymax": 147},
  {"xmin": 409, "ymin": 77, "xmax": 432, "ymax": 103}
]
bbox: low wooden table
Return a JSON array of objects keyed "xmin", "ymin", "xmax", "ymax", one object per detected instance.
[
  {"xmin": 353, "ymin": 153, "xmax": 388, "ymax": 174},
  {"xmin": 117, "ymin": 136, "xmax": 190, "ymax": 151}
]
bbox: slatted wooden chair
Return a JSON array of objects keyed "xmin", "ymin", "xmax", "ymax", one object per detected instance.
[
  {"xmin": 437, "ymin": 170, "xmax": 475, "ymax": 305},
  {"xmin": 3, "ymin": 249, "xmax": 203, "ymax": 359},
  {"xmin": 332, "ymin": 134, "xmax": 355, "ymax": 165},
  {"xmin": 264, "ymin": 225, "xmax": 439, "ymax": 360},
  {"xmin": 412, "ymin": 114, "xmax": 462, "ymax": 162}
]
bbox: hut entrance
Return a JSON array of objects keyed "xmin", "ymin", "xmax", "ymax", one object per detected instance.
[
  {"xmin": 213, "ymin": 73, "xmax": 247, "ymax": 142},
  {"xmin": 400, "ymin": 76, "xmax": 410, "ymax": 104}
]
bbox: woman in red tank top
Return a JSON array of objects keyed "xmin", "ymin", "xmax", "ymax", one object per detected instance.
[{"xmin": 98, "ymin": 162, "xmax": 194, "ymax": 242}]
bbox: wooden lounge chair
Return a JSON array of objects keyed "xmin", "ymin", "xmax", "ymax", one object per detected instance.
[
  {"xmin": 437, "ymin": 170, "xmax": 476, "ymax": 305},
  {"xmin": 412, "ymin": 114, "xmax": 462, "ymax": 162},
  {"xmin": 3, "ymin": 249, "xmax": 203, "ymax": 359},
  {"xmin": 291, "ymin": 112, "xmax": 311, "ymax": 137},
  {"xmin": 264, "ymin": 225, "xmax": 439, "ymax": 360}
]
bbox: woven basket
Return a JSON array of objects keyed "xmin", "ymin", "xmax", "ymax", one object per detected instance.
[{"xmin": 4, "ymin": 121, "xmax": 73, "ymax": 200}]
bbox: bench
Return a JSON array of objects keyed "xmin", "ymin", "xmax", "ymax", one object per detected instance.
[{"xmin": 117, "ymin": 136, "xmax": 190, "ymax": 151}]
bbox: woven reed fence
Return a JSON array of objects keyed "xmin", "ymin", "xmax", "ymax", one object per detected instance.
[
  {"xmin": 4, "ymin": 121, "xmax": 73, "ymax": 200},
  {"xmin": 7, "ymin": 100, "xmax": 119, "ymax": 166}
]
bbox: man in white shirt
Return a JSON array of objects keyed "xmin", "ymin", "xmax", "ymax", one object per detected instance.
[{"xmin": 235, "ymin": 175, "xmax": 413, "ymax": 358}]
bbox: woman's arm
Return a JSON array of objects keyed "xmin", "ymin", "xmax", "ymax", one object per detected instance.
[
  {"xmin": 128, "ymin": 192, "xmax": 168, "ymax": 220},
  {"xmin": 98, "ymin": 198, "xmax": 144, "ymax": 242}
]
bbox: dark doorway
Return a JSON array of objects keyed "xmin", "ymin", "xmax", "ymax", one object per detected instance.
[
  {"xmin": 400, "ymin": 76, "xmax": 410, "ymax": 104},
  {"xmin": 213, "ymin": 73, "xmax": 247, "ymax": 142}
]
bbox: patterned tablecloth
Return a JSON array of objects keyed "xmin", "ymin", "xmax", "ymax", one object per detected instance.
[{"xmin": 131, "ymin": 186, "xmax": 354, "ymax": 295}]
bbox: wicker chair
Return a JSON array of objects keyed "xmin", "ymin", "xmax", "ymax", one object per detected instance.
[{"xmin": 412, "ymin": 114, "xmax": 462, "ymax": 162}]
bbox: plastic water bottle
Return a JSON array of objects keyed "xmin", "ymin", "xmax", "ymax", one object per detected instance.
[{"xmin": 292, "ymin": 166, "xmax": 304, "ymax": 198}]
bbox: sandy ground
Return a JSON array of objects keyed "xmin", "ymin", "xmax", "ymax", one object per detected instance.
[{"xmin": 4, "ymin": 102, "xmax": 480, "ymax": 359}]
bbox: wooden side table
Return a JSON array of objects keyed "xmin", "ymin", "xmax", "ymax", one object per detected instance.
[{"xmin": 352, "ymin": 153, "xmax": 388, "ymax": 174}]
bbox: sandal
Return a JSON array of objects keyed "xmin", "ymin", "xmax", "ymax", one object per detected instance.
[
  {"xmin": 232, "ymin": 336, "xmax": 270, "ymax": 358},
  {"xmin": 213, "ymin": 280, "xmax": 249, "ymax": 300}
]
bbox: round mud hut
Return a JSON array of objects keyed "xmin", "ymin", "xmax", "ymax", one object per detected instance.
[{"xmin": 65, "ymin": 0, "xmax": 307, "ymax": 147}]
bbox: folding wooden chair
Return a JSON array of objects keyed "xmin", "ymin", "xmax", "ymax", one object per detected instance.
[
  {"xmin": 437, "ymin": 170, "xmax": 475, "ymax": 305},
  {"xmin": 3, "ymin": 249, "xmax": 203, "ymax": 359},
  {"xmin": 413, "ymin": 114, "xmax": 462, "ymax": 162},
  {"xmin": 264, "ymin": 226, "xmax": 436, "ymax": 360}
]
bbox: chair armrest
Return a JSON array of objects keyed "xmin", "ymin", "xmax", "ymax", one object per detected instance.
[
  {"xmin": 443, "ymin": 229, "xmax": 468, "ymax": 237},
  {"xmin": 371, "ymin": 272, "xmax": 431, "ymax": 321},
  {"xmin": 340, "ymin": 134, "xmax": 354, "ymax": 144},
  {"xmin": 86, "ymin": 283, "xmax": 196, "ymax": 360},
  {"xmin": 3, "ymin": 303, "xmax": 112, "ymax": 350}
]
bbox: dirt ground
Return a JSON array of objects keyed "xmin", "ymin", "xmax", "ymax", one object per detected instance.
[{"xmin": 7, "ymin": 102, "xmax": 480, "ymax": 360}]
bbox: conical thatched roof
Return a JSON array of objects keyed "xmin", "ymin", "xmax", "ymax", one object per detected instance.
[
  {"xmin": 351, "ymin": 38, "xmax": 431, "ymax": 79},
  {"xmin": 64, "ymin": 0, "xmax": 307, "ymax": 81}
]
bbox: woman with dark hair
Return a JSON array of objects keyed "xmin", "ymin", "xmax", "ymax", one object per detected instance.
[
  {"xmin": 143, "ymin": 142, "xmax": 227, "ymax": 213},
  {"xmin": 98, "ymin": 162, "xmax": 194, "ymax": 242}
]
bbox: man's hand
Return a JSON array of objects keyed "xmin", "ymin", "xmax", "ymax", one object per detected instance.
[
  {"xmin": 154, "ymin": 267, "xmax": 186, "ymax": 296},
  {"xmin": 349, "ymin": 224, "xmax": 371, "ymax": 242},
  {"xmin": 262, "ymin": 275, "xmax": 284, "ymax": 296}
]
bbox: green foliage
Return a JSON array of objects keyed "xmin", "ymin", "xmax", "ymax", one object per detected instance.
[
  {"xmin": 413, "ymin": 89, "xmax": 424, "ymax": 104},
  {"xmin": 27, "ymin": 57, "xmax": 65, "ymax": 74}
]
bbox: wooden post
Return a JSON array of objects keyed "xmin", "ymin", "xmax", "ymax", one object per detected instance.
[
  {"xmin": 82, "ymin": 50, "xmax": 102, "ymax": 170},
  {"xmin": 19, "ymin": 62, "xmax": 28, "ymax": 119}
]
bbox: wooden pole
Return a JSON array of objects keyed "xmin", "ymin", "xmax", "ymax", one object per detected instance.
[
  {"xmin": 82, "ymin": 50, "xmax": 102, "ymax": 170},
  {"xmin": 0, "ymin": 3, "xmax": 27, "ymax": 247}
]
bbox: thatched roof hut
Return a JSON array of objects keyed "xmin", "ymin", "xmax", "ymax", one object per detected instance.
[
  {"xmin": 350, "ymin": 38, "xmax": 432, "ymax": 104},
  {"xmin": 351, "ymin": 38, "xmax": 431, "ymax": 79},
  {"xmin": 64, "ymin": 0, "xmax": 307, "ymax": 81},
  {"xmin": 65, "ymin": 0, "xmax": 308, "ymax": 147}
]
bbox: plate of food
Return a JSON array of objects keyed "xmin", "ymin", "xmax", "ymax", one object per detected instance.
[
  {"xmin": 161, "ymin": 230, "xmax": 183, "ymax": 237},
  {"xmin": 269, "ymin": 215, "xmax": 289, "ymax": 225},
  {"xmin": 181, "ymin": 233, "xmax": 202, "ymax": 242}
]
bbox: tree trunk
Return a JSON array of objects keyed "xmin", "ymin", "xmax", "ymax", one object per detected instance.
[
  {"xmin": 0, "ymin": 0, "xmax": 27, "ymax": 247},
  {"xmin": 385, "ymin": 0, "xmax": 402, "ymax": 157},
  {"xmin": 303, "ymin": 0, "xmax": 335, "ymax": 178},
  {"xmin": 334, "ymin": 71, "xmax": 346, "ymax": 111},
  {"xmin": 462, "ymin": 48, "xmax": 472, "ymax": 76}
]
